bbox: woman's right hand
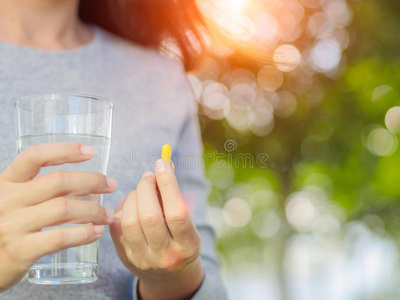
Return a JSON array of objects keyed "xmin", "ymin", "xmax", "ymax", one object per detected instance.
[{"xmin": 0, "ymin": 143, "xmax": 117, "ymax": 293}]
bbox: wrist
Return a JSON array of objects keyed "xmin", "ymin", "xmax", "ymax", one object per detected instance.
[{"xmin": 138, "ymin": 258, "xmax": 204, "ymax": 300}]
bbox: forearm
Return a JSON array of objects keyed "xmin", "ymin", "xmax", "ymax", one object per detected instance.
[{"xmin": 138, "ymin": 258, "xmax": 204, "ymax": 300}]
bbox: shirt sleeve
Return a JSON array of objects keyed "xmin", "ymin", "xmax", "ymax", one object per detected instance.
[{"xmin": 133, "ymin": 66, "xmax": 228, "ymax": 300}]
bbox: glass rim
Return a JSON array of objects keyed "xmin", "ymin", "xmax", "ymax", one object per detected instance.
[{"xmin": 14, "ymin": 93, "xmax": 114, "ymax": 110}]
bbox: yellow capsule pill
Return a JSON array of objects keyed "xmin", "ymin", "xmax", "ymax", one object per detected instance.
[{"xmin": 162, "ymin": 144, "xmax": 172, "ymax": 163}]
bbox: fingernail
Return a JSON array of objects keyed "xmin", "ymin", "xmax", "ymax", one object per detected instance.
[
  {"xmin": 94, "ymin": 225, "xmax": 105, "ymax": 235},
  {"xmin": 106, "ymin": 209, "xmax": 114, "ymax": 222},
  {"xmin": 106, "ymin": 176, "xmax": 118, "ymax": 188},
  {"xmin": 80, "ymin": 145, "xmax": 95, "ymax": 156},
  {"xmin": 142, "ymin": 171, "xmax": 153, "ymax": 178},
  {"xmin": 156, "ymin": 159, "xmax": 166, "ymax": 173}
]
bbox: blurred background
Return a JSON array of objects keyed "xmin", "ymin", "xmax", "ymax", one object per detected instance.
[{"xmin": 179, "ymin": 0, "xmax": 400, "ymax": 299}]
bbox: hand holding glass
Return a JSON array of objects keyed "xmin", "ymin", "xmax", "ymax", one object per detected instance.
[{"xmin": 14, "ymin": 94, "xmax": 113, "ymax": 284}]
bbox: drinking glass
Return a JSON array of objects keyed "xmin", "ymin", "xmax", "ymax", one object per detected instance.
[{"xmin": 15, "ymin": 94, "xmax": 113, "ymax": 284}]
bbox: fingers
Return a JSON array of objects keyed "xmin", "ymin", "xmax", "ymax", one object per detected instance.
[
  {"xmin": 1, "ymin": 143, "xmax": 95, "ymax": 183},
  {"xmin": 23, "ymin": 224, "xmax": 104, "ymax": 262},
  {"xmin": 120, "ymin": 190, "xmax": 148, "ymax": 251},
  {"xmin": 154, "ymin": 160, "xmax": 197, "ymax": 244},
  {"xmin": 20, "ymin": 171, "xmax": 118, "ymax": 205},
  {"xmin": 137, "ymin": 172, "xmax": 171, "ymax": 249},
  {"xmin": 109, "ymin": 198, "xmax": 132, "ymax": 265},
  {"xmin": 14, "ymin": 197, "xmax": 114, "ymax": 232},
  {"xmin": 109, "ymin": 198, "xmax": 126, "ymax": 242}
]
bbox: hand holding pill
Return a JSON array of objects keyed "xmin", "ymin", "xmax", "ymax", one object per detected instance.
[{"xmin": 109, "ymin": 144, "xmax": 204, "ymax": 299}]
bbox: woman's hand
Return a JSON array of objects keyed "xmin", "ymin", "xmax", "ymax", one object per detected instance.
[
  {"xmin": 0, "ymin": 143, "xmax": 117, "ymax": 293},
  {"xmin": 110, "ymin": 159, "xmax": 204, "ymax": 300}
]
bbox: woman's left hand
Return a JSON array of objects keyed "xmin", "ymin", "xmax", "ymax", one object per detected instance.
[{"xmin": 110, "ymin": 159, "xmax": 204, "ymax": 300}]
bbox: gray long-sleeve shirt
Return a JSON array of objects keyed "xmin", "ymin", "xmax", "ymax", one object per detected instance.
[{"xmin": 0, "ymin": 25, "xmax": 227, "ymax": 300}]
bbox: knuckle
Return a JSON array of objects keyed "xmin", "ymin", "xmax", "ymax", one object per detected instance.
[
  {"xmin": 53, "ymin": 198, "xmax": 69, "ymax": 219},
  {"xmin": 0, "ymin": 223, "xmax": 28, "ymax": 263},
  {"xmin": 166, "ymin": 206, "xmax": 190, "ymax": 225},
  {"xmin": 23, "ymin": 145, "xmax": 41, "ymax": 163},
  {"xmin": 84, "ymin": 226, "xmax": 95, "ymax": 241},
  {"xmin": 141, "ymin": 214, "xmax": 161, "ymax": 228},
  {"xmin": 169, "ymin": 257, "xmax": 181, "ymax": 268},
  {"xmin": 121, "ymin": 218, "xmax": 138, "ymax": 233},
  {"xmin": 49, "ymin": 170, "xmax": 68, "ymax": 189},
  {"xmin": 162, "ymin": 254, "xmax": 183, "ymax": 271},
  {"xmin": 188, "ymin": 236, "xmax": 202, "ymax": 257},
  {"xmin": 138, "ymin": 261, "xmax": 151, "ymax": 271},
  {"xmin": 4, "ymin": 240, "xmax": 21, "ymax": 261},
  {"xmin": 125, "ymin": 247, "xmax": 136, "ymax": 264},
  {"xmin": 0, "ymin": 188, "xmax": 21, "ymax": 215},
  {"xmin": 0, "ymin": 219, "xmax": 13, "ymax": 241},
  {"xmin": 157, "ymin": 176, "xmax": 175, "ymax": 190},
  {"xmin": 151, "ymin": 240, "xmax": 169, "ymax": 252},
  {"xmin": 51, "ymin": 230, "xmax": 67, "ymax": 249}
]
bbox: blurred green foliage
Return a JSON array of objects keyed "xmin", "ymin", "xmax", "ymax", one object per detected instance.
[{"xmin": 199, "ymin": 0, "xmax": 400, "ymax": 270}]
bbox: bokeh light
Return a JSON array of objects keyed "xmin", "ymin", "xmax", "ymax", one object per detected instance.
[
  {"xmin": 324, "ymin": 0, "xmax": 353, "ymax": 27},
  {"xmin": 230, "ymin": 83, "xmax": 256, "ymax": 110},
  {"xmin": 202, "ymin": 82, "xmax": 230, "ymax": 110},
  {"xmin": 192, "ymin": 0, "xmax": 353, "ymax": 138},
  {"xmin": 385, "ymin": 107, "xmax": 400, "ymax": 133},
  {"xmin": 366, "ymin": 127, "xmax": 398, "ymax": 157},
  {"xmin": 251, "ymin": 210, "xmax": 281, "ymax": 238},
  {"xmin": 208, "ymin": 205, "xmax": 233, "ymax": 238},
  {"xmin": 257, "ymin": 66, "xmax": 283, "ymax": 92},
  {"xmin": 310, "ymin": 39, "xmax": 342, "ymax": 73},
  {"xmin": 225, "ymin": 105, "xmax": 249, "ymax": 130},
  {"xmin": 253, "ymin": 12, "xmax": 279, "ymax": 46},
  {"xmin": 248, "ymin": 94, "xmax": 275, "ymax": 136},
  {"xmin": 273, "ymin": 44, "xmax": 302, "ymax": 72},
  {"xmin": 372, "ymin": 85, "xmax": 393, "ymax": 102},
  {"xmin": 272, "ymin": 91, "xmax": 297, "ymax": 118},
  {"xmin": 223, "ymin": 198, "xmax": 252, "ymax": 228},
  {"xmin": 207, "ymin": 162, "xmax": 235, "ymax": 189},
  {"xmin": 286, "ymin": 192, "xmax": 316, "ymax": 231},
  {"xmin": 300, "ymin": 0, "xmax": 321, "ymax": 9}
]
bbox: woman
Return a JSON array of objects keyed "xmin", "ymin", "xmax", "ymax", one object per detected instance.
[{"xmin": 0, "ymin": 0, "xmax": 226, "ymax": 299}]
